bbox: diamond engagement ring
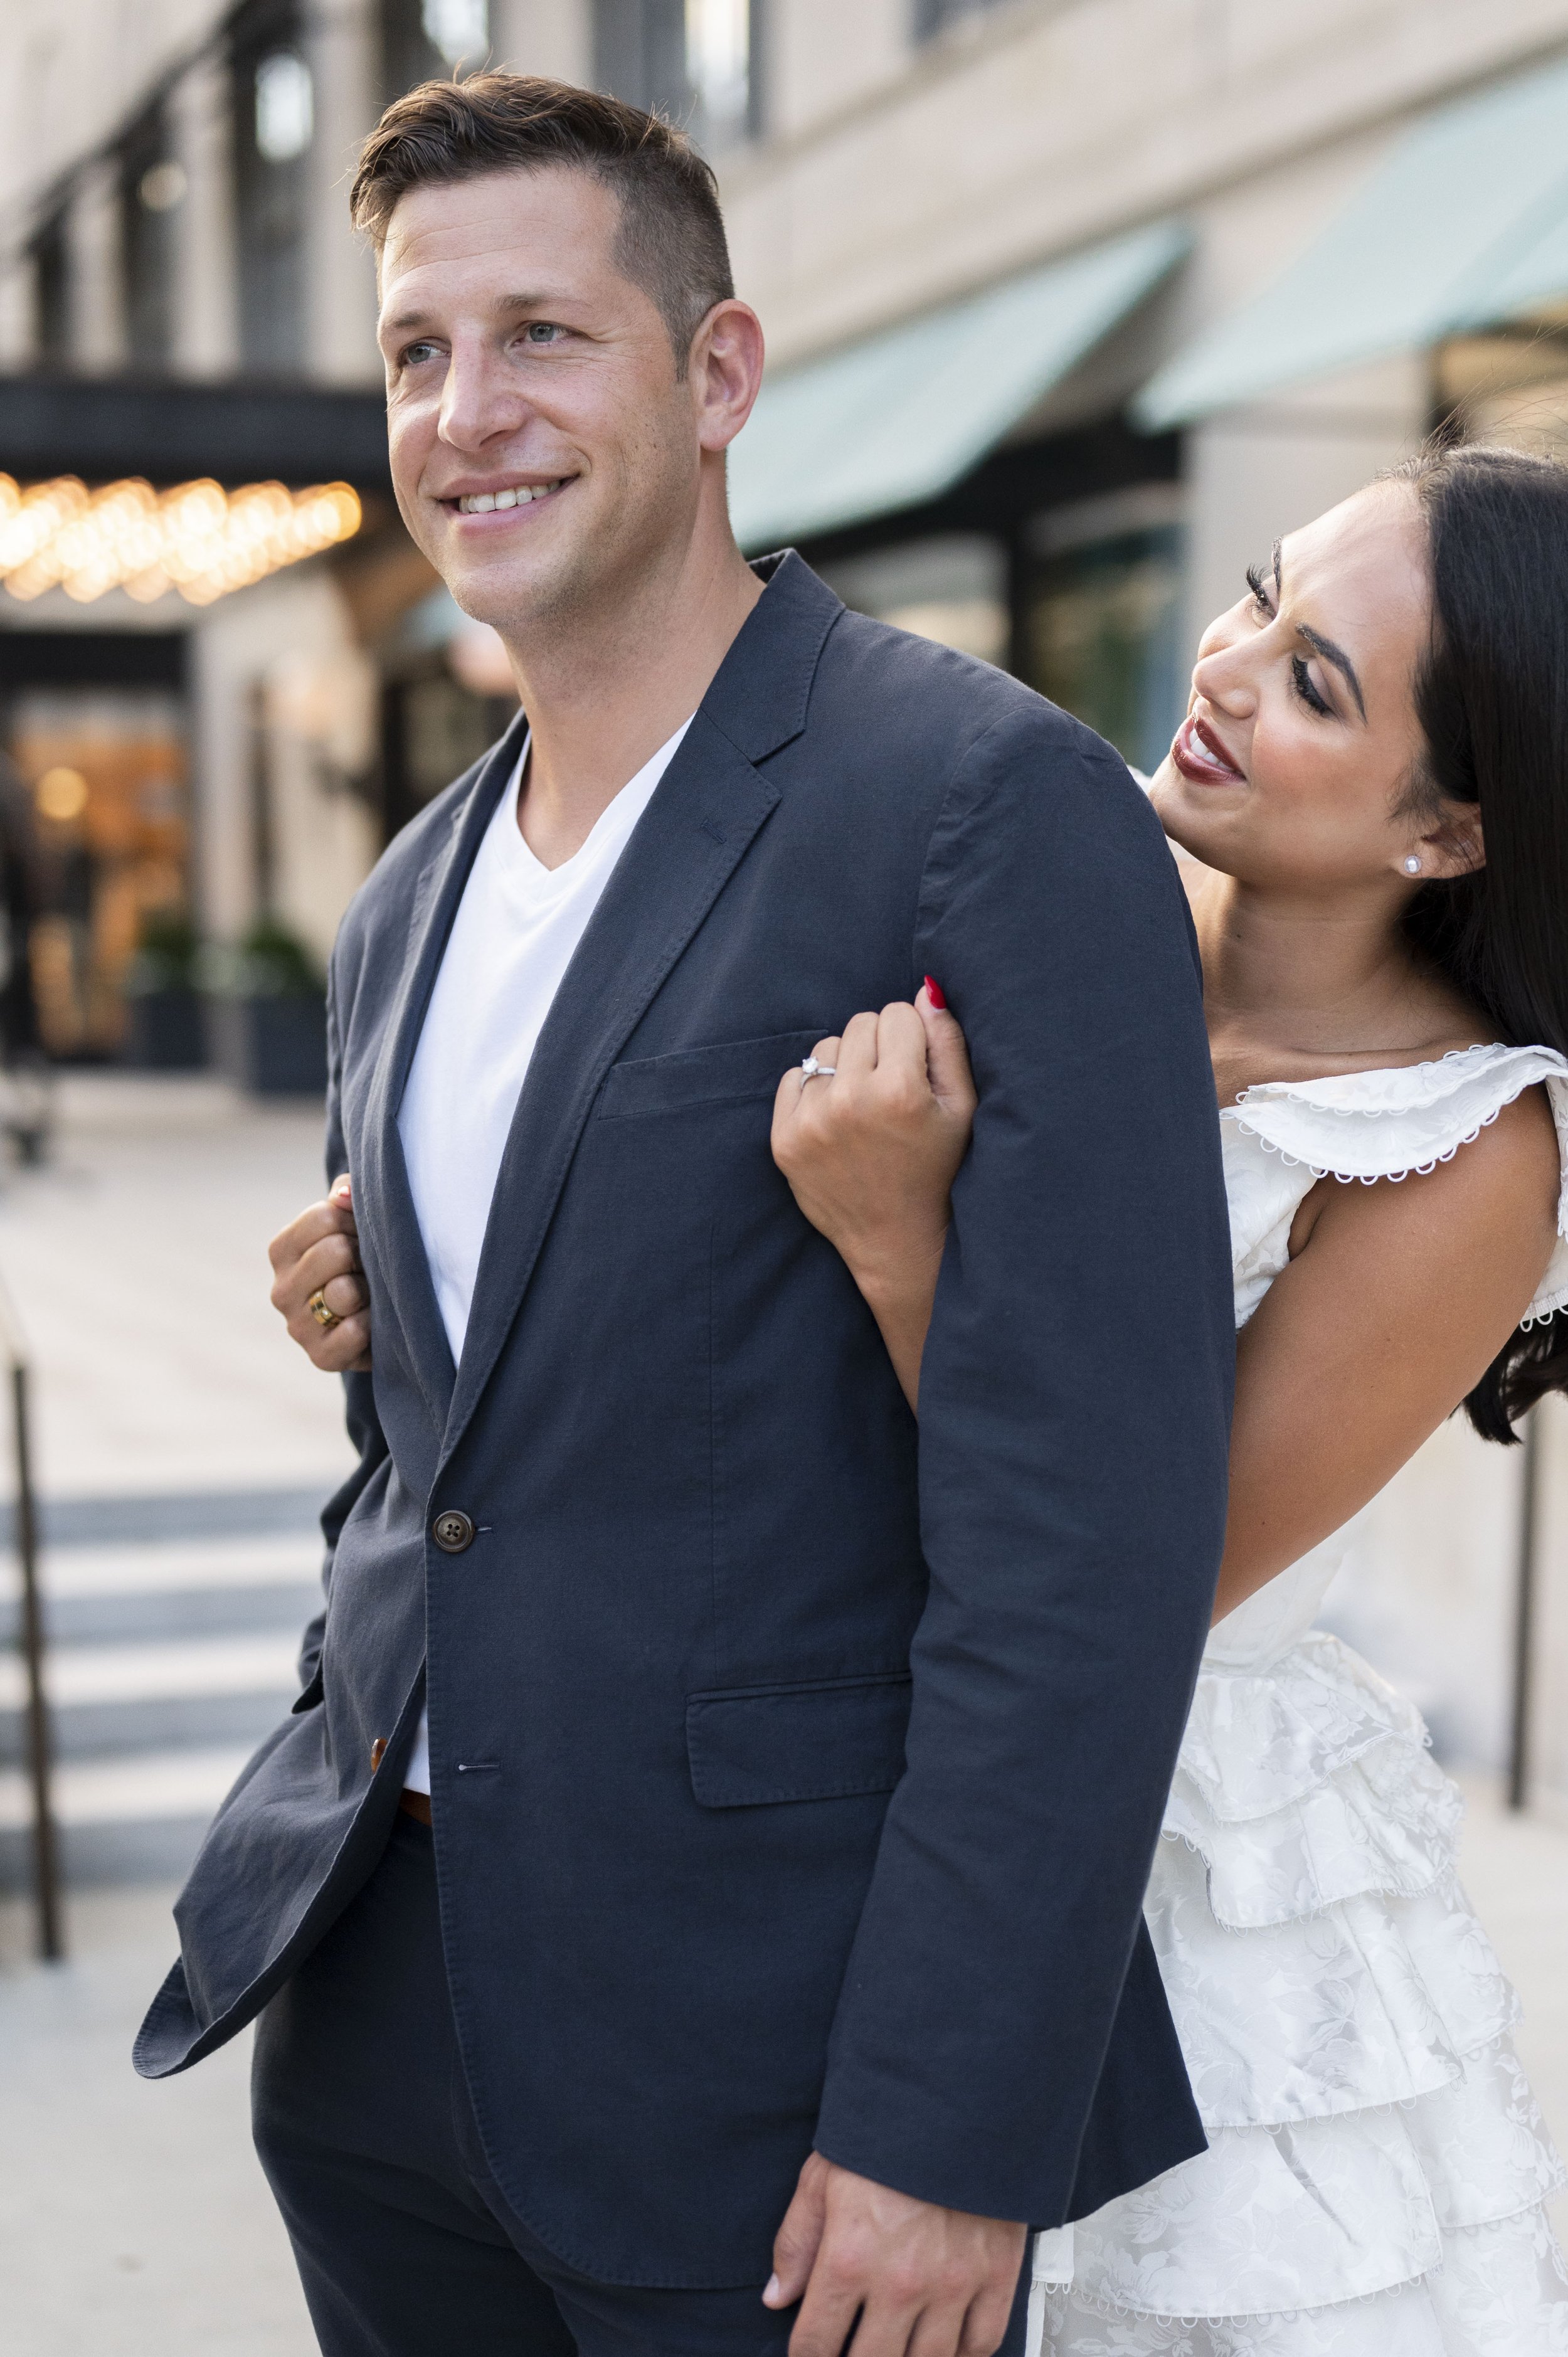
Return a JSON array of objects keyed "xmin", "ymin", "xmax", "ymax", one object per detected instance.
[{"xmin": 800, "ymin": 1056, "xmax": 837, "ymax": 1082}]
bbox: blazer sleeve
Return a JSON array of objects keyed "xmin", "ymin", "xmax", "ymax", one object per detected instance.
[
  {"xmin": 295, "ymin": 956, "xmax": 389, "ymax": 1697},
  {"xmin": 812, "ymin": 704, "xmax": 1234, "ymax": 2225}
]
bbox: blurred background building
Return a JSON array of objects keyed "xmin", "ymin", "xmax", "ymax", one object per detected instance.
[
  {"xmin": 4, "ymin": 0, "xmax": 1568, "ymax": 1054},
  {"xmin": 1, "ymin": 0, "xmax": 1567, "ymax": 1875}
]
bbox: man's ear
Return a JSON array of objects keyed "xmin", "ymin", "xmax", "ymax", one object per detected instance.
[
  {"xmin": 691, "ymin": 299, "xmax": 765, "ymax": 455},
  {"xmin": 1419, "ymin": 803, "xmax": 1486, "ymax": 879}
]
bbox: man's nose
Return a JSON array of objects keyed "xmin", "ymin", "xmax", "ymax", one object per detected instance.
[{"xmin": 438, "ymin": 349, "xmax": 526, "ymax": 454}]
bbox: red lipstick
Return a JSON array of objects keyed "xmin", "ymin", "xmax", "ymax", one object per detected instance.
[{"xmin": 1171, "ymin": 714, "xmax": 1244, "ymax": 785}]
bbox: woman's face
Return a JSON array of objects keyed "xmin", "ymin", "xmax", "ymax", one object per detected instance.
[{"xmin": 1149, "ymin": 480, "xmax": 1474, "ymax": 890}]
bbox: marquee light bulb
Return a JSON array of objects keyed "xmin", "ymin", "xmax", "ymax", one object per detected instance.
[{"xmin": 0, "ymin": 475, "xmax": 361, "ymax": 606}]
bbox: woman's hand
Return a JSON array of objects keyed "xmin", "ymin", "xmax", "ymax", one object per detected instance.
[
  {"xmin": 772, "ymin": 985, "xmax": 976, "ymax": 1407},
  {"xmin": 268, "ymin": 1175, "xmax": 373, "ymax": 1373}
]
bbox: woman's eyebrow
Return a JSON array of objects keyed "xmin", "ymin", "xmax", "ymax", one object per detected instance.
[
  {"xmin": 1273, "ymin": 541, "xmax": 1367, "ymax": 720},
  {"xmin": 1298, "ymin": 625, "xmax": 1367, "ymax": 720}
]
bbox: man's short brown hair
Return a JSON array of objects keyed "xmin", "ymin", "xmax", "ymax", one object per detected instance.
[{"xmin": 350, "ymin": 74, "xmax": 735, "ymax": 371}]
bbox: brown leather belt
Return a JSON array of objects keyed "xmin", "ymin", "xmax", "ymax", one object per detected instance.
[{"xmin": 398, "ymin": 1788, "xmax": 433, "ymax": 1826}]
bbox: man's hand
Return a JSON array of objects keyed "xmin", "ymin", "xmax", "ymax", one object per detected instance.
[
  {"xmin": 765, "ymin": 2153, "xmax": 1026, "ymax": 2357},
  {"xmin": 268, "ymin": 1175, "xmax": 372, "ymax": 1372}
]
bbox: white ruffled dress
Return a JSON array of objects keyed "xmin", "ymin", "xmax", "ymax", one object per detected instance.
[{"xmin": 1032, "ymin": 1043, "xmax": 1568, "ymax": 2355}]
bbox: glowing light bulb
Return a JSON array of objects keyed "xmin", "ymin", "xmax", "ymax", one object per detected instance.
[
  {"xmin": 35, "ymin": 766, "xmax": 90, "ymax": 822},
  {"xmin": 1, "ymin": 474, "xmax": 361, "ymax": 605}
]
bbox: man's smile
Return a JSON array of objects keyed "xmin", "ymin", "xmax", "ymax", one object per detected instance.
[{"xmin": 436, "ymin": 477, "xmax": 574, "ymax": 519}]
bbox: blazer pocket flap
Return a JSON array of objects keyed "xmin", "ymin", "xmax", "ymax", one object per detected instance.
[
  {"xmin": 598, "ymin": 1029, "xmax": 827, "ymax": 1121},
  {"xmin": 687, "ymin": 1673, "xmax": 911, "ymax": 1808}
]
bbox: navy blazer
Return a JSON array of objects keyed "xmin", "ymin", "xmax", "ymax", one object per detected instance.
[{"xmin": 136, "ymin": 553, "xmax": 1233, "ymax": 2285}]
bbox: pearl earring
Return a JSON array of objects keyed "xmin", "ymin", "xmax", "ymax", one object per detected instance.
[{"xmin": 1403, "ymin": 855, "xmax": 1422, "ymax": 875}]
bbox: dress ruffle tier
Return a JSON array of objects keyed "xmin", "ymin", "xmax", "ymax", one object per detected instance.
[
  {"xmin": 1032, "ymin": 1637, "xmax": 1568, "ymax": 2353},
  {"xmin": 1032, "ymin": 1047, "xmax": 1568, "ymax": 2354}
]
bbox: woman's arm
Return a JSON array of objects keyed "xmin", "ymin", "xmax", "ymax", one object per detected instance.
[
  {"xmin": 771, "ymin": 988, "xmax": 975, "ymax": 1407},
  {"xmin": 777, "ymin": 1006, "xmax": 1562, "ymax": 1624},
  {"xmin": 1213, "ymin": 1086, "xmax": 1559, "ymax": 1619}
]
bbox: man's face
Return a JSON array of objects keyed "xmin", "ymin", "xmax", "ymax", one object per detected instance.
[{"xmin": 377, "ymin": 166, "xmax": 701, "ymax": 637}]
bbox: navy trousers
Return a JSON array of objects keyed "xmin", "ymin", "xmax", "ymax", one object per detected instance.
[{"xmin": 252, "ymin": 1811, "xmax": 1031, "ymax": 2355}]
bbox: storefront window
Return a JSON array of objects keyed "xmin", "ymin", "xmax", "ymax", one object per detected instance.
[
  {"xmin": 380, "ymin": 0, "xmax": 490, "ymax": 102},
  {"xmin": 1022, "ymin": 494, "xmax": 1185, "ymax": 777},
  {"xmin": 595, "ymin": 0, "xmax": 762, "ymax": 146},
  {"xmin": 29, "ymin": 209, "xmax": 71, "ymax": 366},
  {"xmin": 121, "ymin": 105, "xmax": 184, "ymax": 368},
  {"xmin": 1434, "ymin": 327, "xmax": 1568, "ymax": 455},
  {"xmin": 817, "ymin": 536, "xmax": 1009, "ymax": 667},
  {"xmin": 915, "ymin": 0, "xmax": 1009, "ymax": 40},
  {"xmin": 231, "ymin": 3, "xmax": 310, "ymax": 372},
  {"xmin": 8, "ymin": 690, "xmax": 190, "ymax": 1059}
]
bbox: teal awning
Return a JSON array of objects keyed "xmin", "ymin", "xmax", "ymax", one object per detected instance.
[
  {"xmin": 1135, "ymin": 55, "xmax": 1568, "ymax": 430},
  {"xmin": 728, "ymin": 220, "xmax": 1189, "ymax": 551},
  {"xmin": 1488, "ymin": 206, "xmax": 1568, "ymax": 317}
]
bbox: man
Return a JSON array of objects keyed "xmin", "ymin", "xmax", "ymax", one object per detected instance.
[{"xmin": 135, "ymin": 77, "xmax": 1234, "ymax": 2357}]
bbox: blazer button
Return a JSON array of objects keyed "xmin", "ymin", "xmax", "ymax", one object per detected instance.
[
  {"xmin": 370, "ymin": 1737, "xmax": 387, "ymax": 1772},
  {"xmin": 432, "ymin": 1508, "xmax": 475, "ymax": 1554}
]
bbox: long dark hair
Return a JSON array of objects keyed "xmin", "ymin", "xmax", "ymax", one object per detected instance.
[{"xmin": 1394, "ymin": 442, "xmax": 1568, "ymax": 1441}]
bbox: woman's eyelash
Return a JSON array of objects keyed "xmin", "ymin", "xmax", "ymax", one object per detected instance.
[
  {"xmin": 1245, "ymin": 563, "xmax": 1273, "ymax": 615},
  {"xmin": 1291, "ymin": 654, "xmax": 1332, "ymax": 716}
]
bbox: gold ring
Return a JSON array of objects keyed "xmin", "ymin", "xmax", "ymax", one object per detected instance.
[{"xmin": 307, "ymin": 1288, "xmax": 341, "ymax": 1330}]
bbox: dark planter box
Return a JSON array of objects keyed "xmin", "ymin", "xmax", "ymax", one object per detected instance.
[
  {"xmin": 124, "ymin": 988, "xmax": 206, "ymax": 1071},
  {"xmin": 206, "ymin": 992, "xmax": 328, "ymax": 1095}
]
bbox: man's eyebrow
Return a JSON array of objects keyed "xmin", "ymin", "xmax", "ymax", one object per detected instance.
[
  {"xmin": 1273, "ymin": 539, "xmax": 1367, "ymax": 720},
  {"xmin": 379, "ymin": 292, "xmax": 563, "ymax": 337}
]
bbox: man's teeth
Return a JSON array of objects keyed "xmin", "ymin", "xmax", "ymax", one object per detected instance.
[{"xmin": 457, "ymin": 482, "xmax": 562, "ymax": 514}]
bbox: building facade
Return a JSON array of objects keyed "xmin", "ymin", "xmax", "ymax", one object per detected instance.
[{"xmin": 3, "ymin": 0, "xmax": 1568, "ymax": 1791}]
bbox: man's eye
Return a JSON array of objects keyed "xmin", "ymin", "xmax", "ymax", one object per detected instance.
[
  {"xmin": 401, "ymin": 341, "xmax": 441, "ymax": 368},
  {"xmin": 524, "ymin": 322, "xmax": 563, "ymax": 344}
]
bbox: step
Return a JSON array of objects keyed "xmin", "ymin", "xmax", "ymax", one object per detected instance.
[
  {"xmin": 1, "ymin": 1486, "xmax": 331, "ymax": 1891},
  {"xmin": 0, "ymin": 1631, "xmax": 304, "ymax": 1761},
  {"xmin": 0, "ymin": 1743, "xmax": 255, "ymax": 1887},
  {"xmin": 0, "ymin": 1485, "xmax": 329, "ymax": 1550},
  {"xmin": 0, "ymin": 1534, "xmax": 322, "ymax": 1646}
]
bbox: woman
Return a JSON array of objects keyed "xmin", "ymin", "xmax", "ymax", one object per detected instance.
[{"xmin": 771, "ymin": 442, "xmax": 1568, "ymax": 2353}]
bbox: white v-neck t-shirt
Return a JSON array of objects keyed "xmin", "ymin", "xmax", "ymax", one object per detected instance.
[{"xmin": 395, "ymin": 715, "xmax": 692, "ymax": 1794}]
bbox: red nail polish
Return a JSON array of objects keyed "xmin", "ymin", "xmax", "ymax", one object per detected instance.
[{"xmin": 923, "ymin": 975, "xmax": 947, "ymax": 1010}]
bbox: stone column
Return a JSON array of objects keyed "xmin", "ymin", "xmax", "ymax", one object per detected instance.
[
  {"xmin": 0, "ymin": 255, "xmax": 32, "ymax": 368},
  {"xmin": 66, "ymin": 157, "xmax": 127, "ymax": 372},
  {"xmin": 305, "ymin": 0, "xmax": 381, "ymax": 384},
  {"xmin": 169, "ymin": 55, "xmax": 240, "ymax": 378},
  {"xmin": 490, "ymin": 0, "xmax": 593, "ymax": 81}
]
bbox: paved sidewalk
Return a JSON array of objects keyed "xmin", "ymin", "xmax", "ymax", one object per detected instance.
[
  {"xmin": 0, "ymin": 1071, "xmax": 352, "ymax": 1503},
  {"xmin": 0, "ymin": 1882, "xmax": 314, "ymax": 2356}
]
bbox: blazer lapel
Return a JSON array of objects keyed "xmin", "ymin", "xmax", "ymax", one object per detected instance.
[
  {"xmin": 440, "ymin": 553, "xmax": 842, "ymax": 1466},
  {"xmin": 356, "ymin": 712, "xmax": 527, "ymax": 1431}
]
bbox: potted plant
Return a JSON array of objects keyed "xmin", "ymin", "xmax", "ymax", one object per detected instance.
[
  {"xmin": 122, "ymin": 910, "xmax": 206, "ymax": 1070},
  {"xmin": 201, "ymin": 916, "xmax": 328, "ymax": 1094}
]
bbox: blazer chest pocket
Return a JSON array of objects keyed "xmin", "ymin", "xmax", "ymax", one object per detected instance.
[
  {"xmin": 597, "ymin": 1029, "xmax": 827, "ymax": 1122},
  {"xmin": 686, "ymin": 1671, "xmax": 912, "ymax": 1808}
]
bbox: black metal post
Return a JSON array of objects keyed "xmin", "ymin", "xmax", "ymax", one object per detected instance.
[
  {"xmin": 11, "ymin": 1360, "xmax": 61, "ymax": 1957},
  {"xmin": 1508, "ymin": 1407, "xmax": 1542, "ymax": 1814}
]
